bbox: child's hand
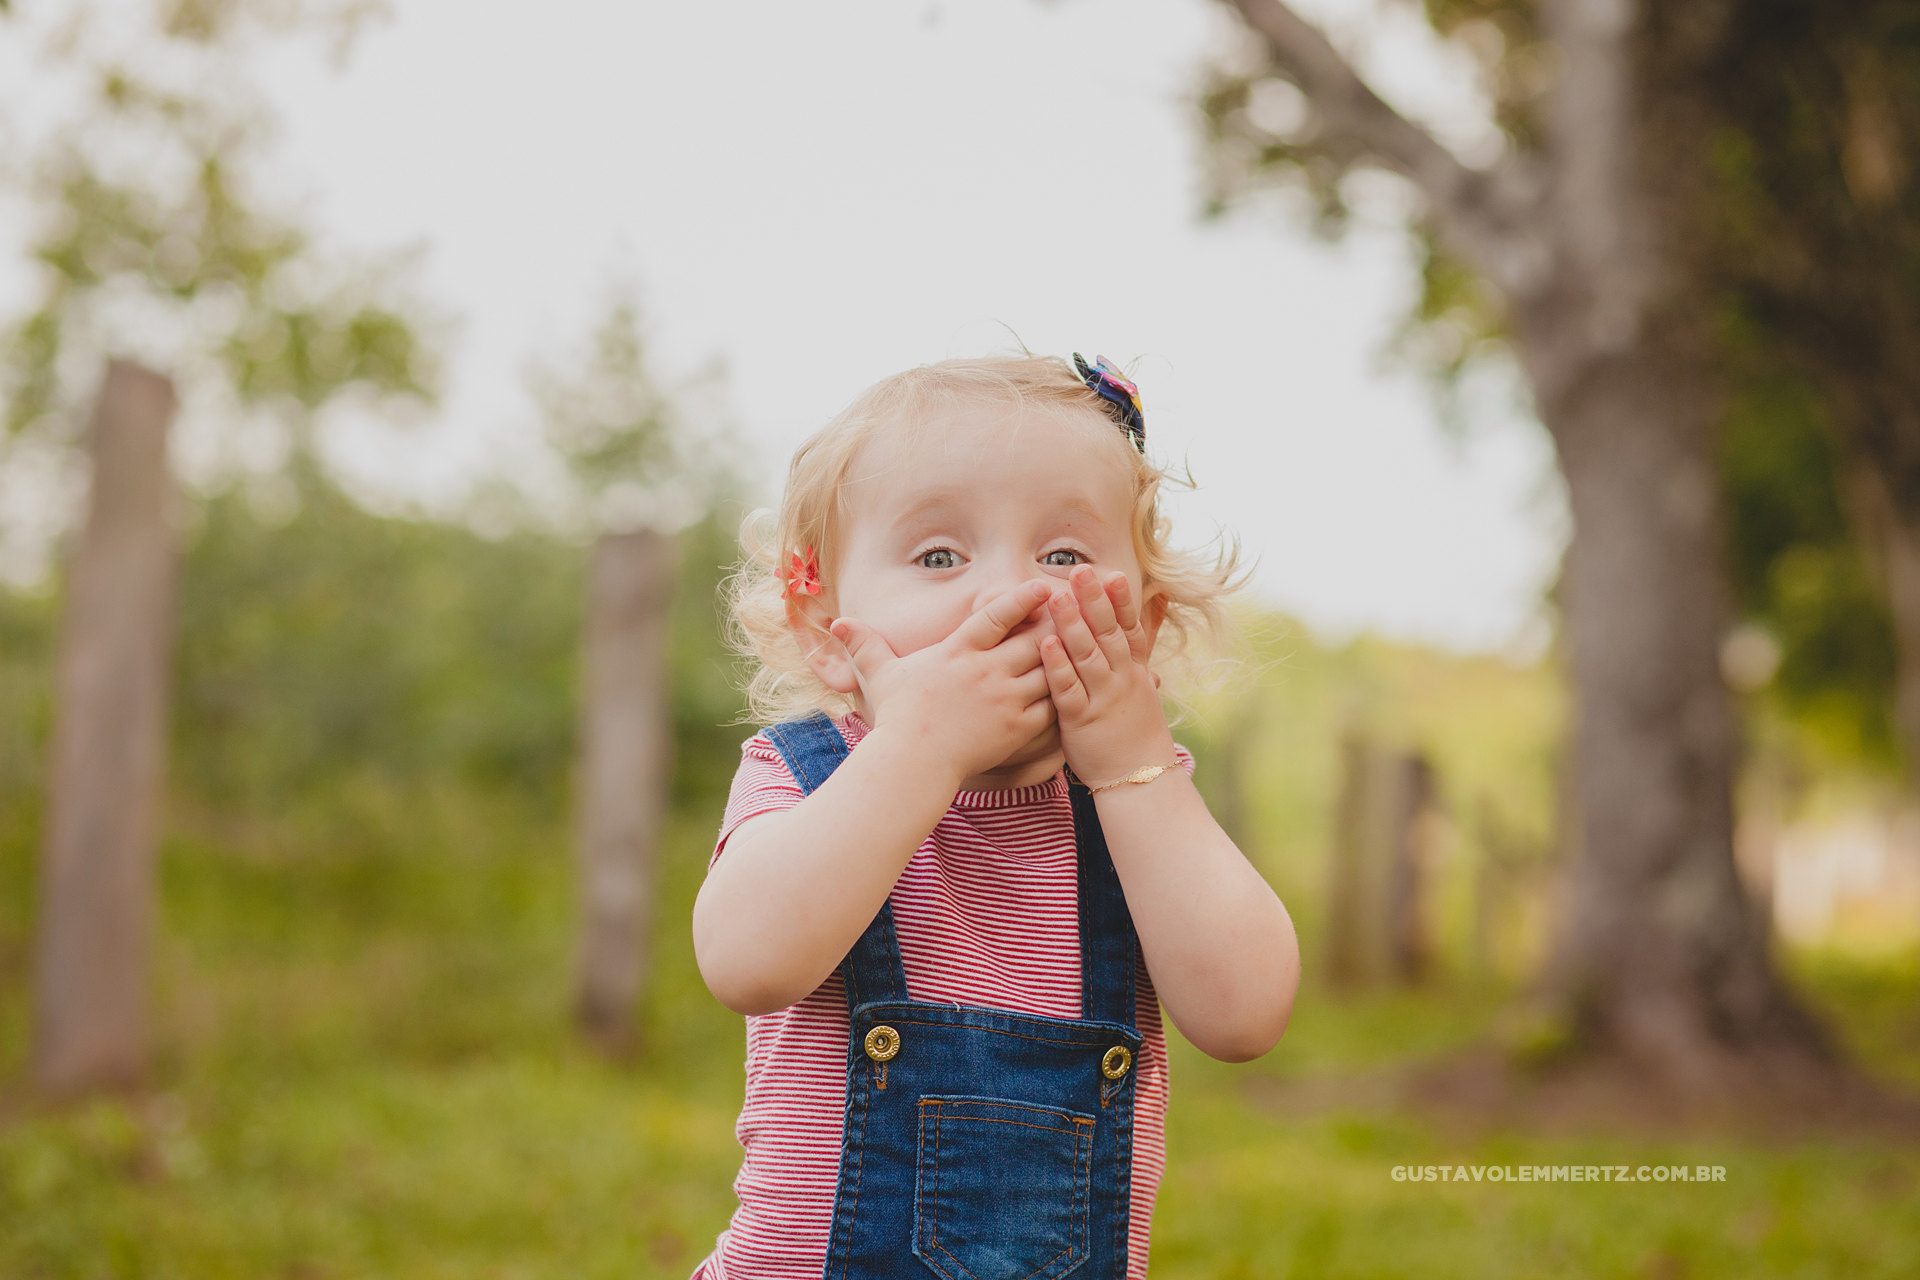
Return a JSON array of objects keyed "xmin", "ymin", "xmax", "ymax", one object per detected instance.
[
  {"xmin": 1040, "ymin": 565, "xmax": 1177, "ymax": 784},
  {"xmin": 829, "ymin": 580, "xmax": 1056, "ymax": 786},
  {"xmin": 1098, "ymin": 570, "xmax": 1161, "ymax": 689}
]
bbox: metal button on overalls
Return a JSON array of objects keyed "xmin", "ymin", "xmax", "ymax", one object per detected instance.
[
  {"xmin": 864, "ymin": 1025, "xmax": 900, "ymax": 1062},
  {"xmin": 763, "ymin": 711, "xmax": 1145, "ymax": 1280}
]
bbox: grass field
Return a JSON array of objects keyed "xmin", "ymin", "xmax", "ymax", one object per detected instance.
[{"xmin": 3, "ymin": 805, "xmax": 1918, "ymax": 1280}]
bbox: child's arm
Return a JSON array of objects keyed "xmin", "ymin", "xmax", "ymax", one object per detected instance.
[
  {"xmin": 1090, "ymin": 768, "xmax": 1299, "ymax": 1062},
  {"xmin": 1040, "ymin": 567, "xmax": 1301, "ymax": 1063},
  {"xmin": 693, "ymin": 728, "xmax": 964, "ymax": 1016},
  {"xmin": 693, "ymin": 580, "xmax": 1056, "ymax": 1016}
]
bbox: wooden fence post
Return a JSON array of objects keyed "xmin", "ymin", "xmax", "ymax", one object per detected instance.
[
  {"xmin": 1386, "ymin": 752, "xmax": 1438, "ymax": 984},
  {"xmin": 573, "ymin": 527, "xmax": 676, "ymax": 1057},
  {"xmin": 1324, "ymin": 732, "xmax": 1380, "ymax": 988},
  {"xmin": 32, "ymin": 360, "xmax": 179, "ymax": 1099},
  {"xmin": 1326, "ymin": 733, "xmax": 1443, "ymax": 989}
]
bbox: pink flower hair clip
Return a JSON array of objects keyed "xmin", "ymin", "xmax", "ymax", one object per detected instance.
[{"xmin": 779, "ymin": 545, "xmax": 823, "ymax": 600}]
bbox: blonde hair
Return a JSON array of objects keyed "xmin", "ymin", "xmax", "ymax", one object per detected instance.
[{"xmin": 724, "ymin": 352, "xmax": 1247, "ymax": 725}]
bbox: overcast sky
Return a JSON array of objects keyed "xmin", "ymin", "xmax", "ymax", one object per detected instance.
[{"xmin": 1, "ymin": 0, "xmax": 1566, "ymax": 656}]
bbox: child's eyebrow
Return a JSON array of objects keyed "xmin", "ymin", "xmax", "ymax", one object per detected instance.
[
  {"xmin": 1047, "ymin": 499, "xmax": 1117, "ymax": 529},
  {"xmin": 886, "ymin": 495, "xmax": 967, "ymax": 537},
  {"xmin": 887, "ymin": 495, "xmax": 1117, "ymax": 537}
]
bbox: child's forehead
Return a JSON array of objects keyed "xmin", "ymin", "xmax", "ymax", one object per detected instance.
[{"xmin": 843, "ymin": 400, "xmax": 1132, "ymax": 501}]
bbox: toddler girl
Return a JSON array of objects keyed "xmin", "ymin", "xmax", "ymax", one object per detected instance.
[{"xmin": 690, "ymin": 353, "xmax": 1299, "ymax": 1279}]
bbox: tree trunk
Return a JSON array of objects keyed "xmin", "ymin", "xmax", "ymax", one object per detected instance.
[
  {"xmin": 32, "ymin": 360, "xmax": 178, "ymax": 1099},
  {"xmin": 1386, "ymin": 752, "xmax": 1437, "ymax": 984},
  {"xmin": 1326, "ymin": 735, "xmax": 1438, "ymax": 987},
  {"xmin": 1531, "ymin": 337, "xmax": 1829, "ymax": 1087},
  {"xmin": 1209, "ymin": 0, "xmax": 1845, "ymax": 1094},
  {"xmin": 573, "ymin": 527, "xmax": 677, "ymax": 1057},
  {"xmin": 1323, "ymin": 732, "xmax": 1381, "ymax": 988}
]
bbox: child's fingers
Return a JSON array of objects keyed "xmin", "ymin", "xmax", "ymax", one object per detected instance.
[
  {"xmin": 1039, "ymin": 634, "xmax": 1090, "ymax": 717},
  {"xmin": 1104, "ymin": 572, "xmax": 1153, "ymax": 666},
  {"xmin": 995, "ymin": 612, "xmax": 1056, "ymax": 676},
  {"xmin": 955, "ymin": 580, "xmax": 1053, "ymax": 651},
  {"xmin": 1008, "ymin": 665, "xmax": 1050, "ymax": 704},
  {"xmin": 1019, "ymin": 690, "xmax": 1057, "ymax": 738},
  {"xmin": 1046, "ymin": 586, "xmax": 1109, "ymax": 675},
  {"xmin": 1070, "ymin": 566, "xmax": 1132, "ymax": 670},
  {"xmin": 828, "ymin": 617, "xmax": 901, "ymax": 696}
]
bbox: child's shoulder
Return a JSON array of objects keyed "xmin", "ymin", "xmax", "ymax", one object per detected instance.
[
  {"xmin": 737, "ymin": 711, "xmax": 869, "ymax": 768},
  {"xmin": 723, "ymin": 712, "xmax": 869, "ymax": 800},
  {"xmin": 712, "ymin": 714, "xmax": 869, "ymax": 868},
  {"xmin": 732, "ymin": 717, "xmax": 1193, "ymax": 793}
]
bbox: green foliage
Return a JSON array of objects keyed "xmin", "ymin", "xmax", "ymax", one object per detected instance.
[
  {"xmin": 1719, "ymin": 352, "xmax": 1900, "ymax": 766},
  {"xmin": 523, "ymin": 286, "xmax": 743, "ymax": 551},
  {"xmin": 157, "ymin": 468, "xmax": 749, "ymax": 840},
  {"xmin": 1, "ymin": 517, "xmax": 1911, "ymax": 1273},
  {"xmin": 1201, "ymin": 0, "xmax": 1920, "ymax": 775},
  {"xmin": 533, "ymin": 296, "xmax": 678, "ymax": 500},
  {"xmin": 1705, "ymin": 1, "xmax": 1920, "ymax": 773},
  {"xmin": 0, "ymin": 586, "xmax": 55, "ymax": 813},
  {"xmin": 170, "ymin": 471, "xmax": 588, "ymax": 831},
  {"xmin": 2, "ymin": 745, "xmax": 1916, "ymax": 1277},
  {"xmin": 1184, "ymin": 614, "xmax": 1566, "ymax": 983},
  {"xmin": 1, "ymin": 0, "xmax": 435, "ymax": 448},
  {"xmin": 1415, "ymin": 0, "xmax": 1544, "ymax": 146},
  {"xmin": 0, "ymin": 467, "xmax": 746, "ymax": 871}
]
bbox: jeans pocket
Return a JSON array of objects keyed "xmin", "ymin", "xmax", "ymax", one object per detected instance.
[{"xmin": 912, "ymin": 1095, "xmax": 1094, "ymax": 1280}]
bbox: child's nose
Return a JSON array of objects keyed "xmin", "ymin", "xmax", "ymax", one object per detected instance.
[{"xmin": 971, "ymin": 560, "xmax": 1059, "ymax": 632}]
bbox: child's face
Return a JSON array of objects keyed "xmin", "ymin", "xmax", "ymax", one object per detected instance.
[{"xmin": 804, "ymin": 403, "xmax": 1151, "ymax": 773}]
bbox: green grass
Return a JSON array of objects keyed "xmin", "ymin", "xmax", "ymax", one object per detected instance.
[{"xmin": 2, "ymin": 806, "xmax": 1918, "ymax": 1279}]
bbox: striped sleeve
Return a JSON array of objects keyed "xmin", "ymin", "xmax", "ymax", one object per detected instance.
[{"xmin": 711, "ymin": 732, "xmax": 806, "ymax": 869}]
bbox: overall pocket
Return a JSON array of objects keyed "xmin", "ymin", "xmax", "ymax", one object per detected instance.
[{"xmin": 912, "ymin": 1094, "xmax": 1095, "ymax": 1280}]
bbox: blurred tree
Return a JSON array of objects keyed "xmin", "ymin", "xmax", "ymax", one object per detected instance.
[
  {"xmin": 32, "ymin": 361, "xmax": 177, "ymax": 1098},
  {"xmin": 0, "ymin": 0, "xmax": 435, "ymax": 1098},
  {"xmin": 1199, "ymin": 0, "xmax": 1832, "ymax": 1094},
  {"xmin": 527, "ymin": 289, "xmax": 739, "ymax": 1057},
  {"xmin": 170, "ymin": 480, "xmax": 585, "ymax": 835},
  {"xmin": 1, "ymin": 0, "xmax": 433, "ymax": 470},
  {"xmin": 1707, "ymin": 3, "xmax": 1920, "ymax": 785}
]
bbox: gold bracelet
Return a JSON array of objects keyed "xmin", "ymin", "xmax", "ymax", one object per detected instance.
[{"xmin": 1075, "ymin": 759, "xmax": 1183, "ymax": 793}]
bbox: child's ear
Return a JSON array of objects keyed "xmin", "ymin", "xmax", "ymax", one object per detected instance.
[
  {"xmin": 1142, "ymin": 588, "xmax": 1169, "ymax": 656},
  {"xmin": 786, "ymin": 594, "xmax": 859, "ymax": 695}
]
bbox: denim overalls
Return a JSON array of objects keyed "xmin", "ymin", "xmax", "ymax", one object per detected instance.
[{"xmin": 761, "ymin": 711, "xmax": 1145, "ymax": 1280}]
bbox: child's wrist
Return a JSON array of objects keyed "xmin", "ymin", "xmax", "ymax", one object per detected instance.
[
  {"xmin": 860, "ymin": 720, "xmax": 968, "ymax": 797},
  {"xmin": 1067, "ymin": 726, "xmax": 1178, "ymax": 789}
]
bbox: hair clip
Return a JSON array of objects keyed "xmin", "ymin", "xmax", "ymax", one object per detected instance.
[
  {"xmin": 778, "ymin": 545, "xmax": 822, "ymax": 600},
  {"xmin": 1073, "ymin": 353, "xmax": 1145, "ymax": 451}
]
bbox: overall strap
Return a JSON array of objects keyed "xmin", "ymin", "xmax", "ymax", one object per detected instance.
[
  {"xmin": 759, "ymin": 712, "xmax": 910, "ymax": 1006},
  {"xmin": 1070, "ymin": 780, "xmax": 1141, "ymax": 1030}
]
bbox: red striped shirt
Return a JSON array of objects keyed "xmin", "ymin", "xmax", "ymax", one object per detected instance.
[{"xmin": 691, "ymin": 712, "xmax": 1189, "ymax": 1279}]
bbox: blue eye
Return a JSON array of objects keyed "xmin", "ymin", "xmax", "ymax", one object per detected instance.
[
  {"xmin": 919, "ymin": 549, "xmax": 958, "ymax": 569},
  {"xmin": 1042, "ymin": 549, "xmax": 1082, "ymax": 567}
]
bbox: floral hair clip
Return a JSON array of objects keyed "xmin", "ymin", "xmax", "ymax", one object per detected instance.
[
  {"xmin": 778, "ymin": 545, "xmax": 822, "ymax": 600},
  {"xmin": 1073, "ymin": 352, "xmax": 1145, "ymax": 452}
]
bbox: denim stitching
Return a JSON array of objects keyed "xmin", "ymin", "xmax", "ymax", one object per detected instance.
[
  {"xmin": 918, "ymin": 1097, "xmax": 1093, "ymax": 1127},
  {"xmin": 875, "ymin": 1017, "xmax": 1129, "ymax": 1050},
  {"xmin": 920, "ymin": 1099, "xmax": 1086, "ymax": 1280},
  {"xmin": 831, "ymin": 1077, "xmax": 867, "ymax": 1280},
  {"xmin": 778, "ymin": 706, "xmax": 1136, "ymax": 1275},
  {"xmin": 931, "ymin": 1116, "xmax": 1091, "ymax": 1138},
  {"xmin": 1079, "ymin": 1120, "xmax": 1089, "ymax": 1274}
]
